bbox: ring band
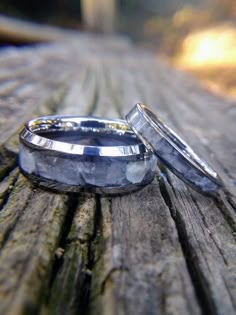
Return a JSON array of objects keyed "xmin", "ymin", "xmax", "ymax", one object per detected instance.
[
  {"xmin": 126, "ymin": 104, "xmax": 222, "ymax": 193},
  {"xmin": 19, "ymin": 116, "xmax": 157, "ymax": 194}
]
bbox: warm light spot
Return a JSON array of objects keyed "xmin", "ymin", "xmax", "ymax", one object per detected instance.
[{"xmin": 176, "ymin": 24, "xmax": 236, "ymax": 68}]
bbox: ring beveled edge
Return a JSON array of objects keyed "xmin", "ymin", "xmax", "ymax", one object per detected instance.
[{"xmin": 19, "ymin": 115, "xmax": 152, "ymax": 159}]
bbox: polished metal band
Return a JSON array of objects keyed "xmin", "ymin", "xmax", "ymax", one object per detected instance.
[
  {"xmin": 126, "ymin": 104, "xmax": 222, "ymax": 193},
  {"xmin": 19, "ymin": 116, "xmax": 157, "ymax": 194}
]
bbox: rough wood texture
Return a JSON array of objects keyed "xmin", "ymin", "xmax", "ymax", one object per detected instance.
[{"xmin": 0, "ymin": 35, "xmax": 235, "ymax": 315}]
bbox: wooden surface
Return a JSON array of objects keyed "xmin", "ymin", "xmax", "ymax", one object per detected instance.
[{"xmin": 0, "ymin": 35, "xmax": 236, "ymax": 315}]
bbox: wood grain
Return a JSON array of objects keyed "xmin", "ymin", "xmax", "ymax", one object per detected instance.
[{"xmin": 0, "ymin": 36, "xmax": 235, "ymax": 315}]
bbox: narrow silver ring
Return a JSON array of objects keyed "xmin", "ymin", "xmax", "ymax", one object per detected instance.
[
  {"xmin": 126, "ymin": 104, "xmax": 222, "ymax": 193},
  {"xmin": 19, "ymin": 115, "xmax": 157, "ymax": 194}
]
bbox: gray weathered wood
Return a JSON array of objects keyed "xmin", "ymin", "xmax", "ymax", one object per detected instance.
[{"xmin": 0, "ymin": 35, "xmax": 235, "ymax": 315}]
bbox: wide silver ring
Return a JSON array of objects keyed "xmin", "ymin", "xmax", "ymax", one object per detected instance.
[
  {"xmin": 19, "ymin": 115, "xmax": 157, "ymax": 194},
  {"xmin": 126, "ymin": 104, "xmax": 222, "ymax": 193}
]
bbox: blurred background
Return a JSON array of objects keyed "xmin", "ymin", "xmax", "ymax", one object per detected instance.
[{"xmin": 0, "ymin": 0, "xmax": 236, "ymax": 98}]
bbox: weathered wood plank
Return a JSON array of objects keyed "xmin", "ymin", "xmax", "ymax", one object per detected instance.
[
  {"xmin": 0, "ymin": 176, "xmax": 69, "ymax": 315},
  {"xmin": 0, "ymin": 147, "xmax": 17, "ymax": 180},
  {"xmin": 159, "ymin": 174, "xmax": 236, "ymax": 315},
  {"xmin": 40, "ymin": 61, "xmax": 99, "ymax": 315},
  {"xmin": 56, "ymin": 68, "xmax": 97, "ymax": 116},
  {"xmin": 89, "ymin": 185, "xmax": 201, "ymax": 315},
  {"xmin": 88, "ymin": 60, "xmax": 201, "ymax": 315},
  {"xmin": 95, "ymin": 56, "xmax": 236, "ymax": 314},
  {"xmin": 0, "ymin": 168, "xmax": 18, "ymax": 209},
  {"xmin": 0, "ymin": 41, "xmax": 92, "ymax": 314},
  {"xmin": 42, "ymin": 194, "xmax": 97, "ymax": 315},
  {"xmin": 124, "ymin": 59, "xmax": 236, "ymax": 313},
  {"xmin": 0, "ymin": 47, "xmax": 71, "ymax": 146},
  {"xmin": 0, "ymin": 37, "xmax": 235, "ymax": 315}
]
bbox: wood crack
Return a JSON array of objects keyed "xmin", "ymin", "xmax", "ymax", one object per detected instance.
[
  {"xmin": 0, "ymin": 189, "xmax": 35, "ymax": 251},
  {"xmin": 158, "ymin": 172, "xmax": 217, "ymax": 315},
  {"xmin": 42, "ymin": 194, "xmax": 100, "ymax": 315},
  {"xmin": 0, "ymin": 146, "xmax": 17, "ymax": 181},
  {"xmin": 0, "ymin": 37, "xmax": 235, "ymax": 315},
  {"xmin": 191, "ymin": 194, "xmax": 230, "ymax": 267},
  {"xmin": 47, "ymin": 194, "xmax": 80, "ymax": 290},
  {"xmin": 0, "ymin": 169, "xmax": 19, "ymax": 212},
  {"xmin": 100, "ymin": 267, "xmax": 129, "ymax": 294}
]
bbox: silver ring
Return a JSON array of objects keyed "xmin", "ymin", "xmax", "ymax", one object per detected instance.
[
  {"xmin": 19, "ymin": 116, "xmax": 157, "ymax": 194},
  {"xmin": 126, "ymin": 104, "xmax": 222, "ymax": 193}
]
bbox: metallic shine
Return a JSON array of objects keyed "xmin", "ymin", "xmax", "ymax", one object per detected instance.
[
  {"xmin": 126, "ymin": 104, "xmax": 223, "ymax": 193},
  {"xmin": 20, "ymin": 116, "xmax": 150, "ymax": 158},
  {"xmin": 19, "ymin": 115, "xmax": 157, "ymax": 194}
]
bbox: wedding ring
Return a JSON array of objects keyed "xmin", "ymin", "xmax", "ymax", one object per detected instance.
[
  {"xmin": 19, "ymin": 116, "xmax": 157, "ymax": 194},
  {"xmin": 126, "ymin": 104, "xmax": 222, "ymax": 193}
]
